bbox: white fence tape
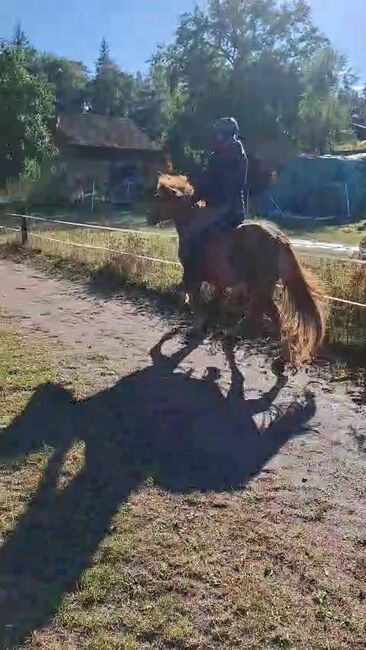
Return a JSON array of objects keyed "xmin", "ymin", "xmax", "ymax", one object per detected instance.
[{"xmin": 1, "ymin": 215, "xmax": 365, "ymax": 308}]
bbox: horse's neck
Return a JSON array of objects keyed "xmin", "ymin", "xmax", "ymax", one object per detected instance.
[{"xmin": 174, "ymin": 206, "xmax": 212, "ymax": 241}]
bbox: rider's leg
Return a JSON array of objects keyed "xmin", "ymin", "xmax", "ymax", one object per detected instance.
[
  {"xmin": 182, "ymin": 252, "xmax": 198, "ymax": 291},
  {"xmin": 180, "ymin": 233, "xmax": 204, "ymax": 292}
]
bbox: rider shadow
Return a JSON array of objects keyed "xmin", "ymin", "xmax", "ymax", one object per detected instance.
[{"xmin": 0, "ymin": 332, "xmax": 316, "ymax": 647}]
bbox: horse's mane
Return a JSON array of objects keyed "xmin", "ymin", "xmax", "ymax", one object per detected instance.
[
  {"xmin": 156, "ymin": 177, "xmax": 288, "ymax": 236},
  {"xmin": 158, "ymin": 174, "xmax": 195, "ymax": 197}
]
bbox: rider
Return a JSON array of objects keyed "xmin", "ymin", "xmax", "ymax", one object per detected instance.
[{"xmin": 181, "ymin": 117, "xmax": 248, "ymax": 292}]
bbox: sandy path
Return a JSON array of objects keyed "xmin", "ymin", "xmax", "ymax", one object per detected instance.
[{"xmin": 1, "ymin": 258, "xmax": 365, "ymax": 539}]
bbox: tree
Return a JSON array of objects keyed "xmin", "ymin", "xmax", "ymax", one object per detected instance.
[
  {"xmin": 154, "ymin": 0, "xmax": 330, "ymax": 168},
  {"xmin": 12, "ymin": 22, "xmax": 30, "ymax": 49},
  {"xmin": 98, "ymin": 37, "xmax": 110, "ymax": 64},
  {"xmin": 299, "ymin": 48, "xmax": 351, "ymax": 153},
  {"xmin": 131, "ymin": 65, "xmax": 177, "ymax": 141},
  {"xmin": 34, "ymin": 54, "xmax": 89, "ymax": 112},
  {"xmin": 208, "ymin": 0, "xmax": 327, "ymax": 65},
  {"xmin": 0, "ymin": 44, "xmax": 56, "ymax": 185},
  {"xmin": 90, "ymin": 39, "xmax": 135, "ymax": 117}
]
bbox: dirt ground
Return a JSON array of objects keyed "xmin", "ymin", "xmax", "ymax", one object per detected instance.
[
  {"xmin": 1, "ymin": 257, "xmax": 365, "ymax": 542},
  {"xmin": 1, "ymin": 257, "xmax": 366, "ymax": 649}
]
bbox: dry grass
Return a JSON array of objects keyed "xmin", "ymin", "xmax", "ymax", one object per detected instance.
[
  {"xmin": 0, "ymin": 321, "xmax": 365, "ymax": 649},
  {"xmin": 283, "ymin": 220, "xmax": 366, "ymax": 247},
  {"xmin": 0, "ymin": 223, "xmax": 366, "ymax": 353},
  {"xmin": 24, "ymin": 226, "xmax": 181, "ymax": 292},
  {"xmin": 304, "ymin": 257, "xmax": 366, "ymax": 351},
  {"xmin": 333, "ymin": 140, "xmax": 366, "ymax": 153}
]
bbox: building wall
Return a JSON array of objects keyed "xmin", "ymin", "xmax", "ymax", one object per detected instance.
[
  {"xmin": 61, "ymin": 157, "xmax": 110, "ymax": 187},
  {"xmin": 59, "ymin": 146, "xmax": 167, "ymax": 191}
]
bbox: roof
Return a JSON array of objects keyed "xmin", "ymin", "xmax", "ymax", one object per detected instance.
[{"xmin": 56, "ymin": 113, "xmax": 162, "ymax": 152}]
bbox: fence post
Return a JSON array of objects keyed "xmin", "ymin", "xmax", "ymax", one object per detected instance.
[
  {"xmin": 91, "ymin": 181, "xmax": 95, "ymax": 213},
  {"xmin": 21, "ymin": 217, "xmax": 28, "ymax": 245}
]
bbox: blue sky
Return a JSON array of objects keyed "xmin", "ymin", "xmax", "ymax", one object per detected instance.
[{"xmin": 1, "ymin": 0, "xmax": 365, "ymax": 80}]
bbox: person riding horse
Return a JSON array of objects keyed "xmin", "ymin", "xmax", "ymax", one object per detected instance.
[{"xmin": 181, "ymin": 117, "xmax": 248, "ymax": 292}]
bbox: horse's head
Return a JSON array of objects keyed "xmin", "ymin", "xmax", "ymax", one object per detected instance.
[{"xmin": 147, "ymin": 174, "xmax": 195, "ymax": 226}]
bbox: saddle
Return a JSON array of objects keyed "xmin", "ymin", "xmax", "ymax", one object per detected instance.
[{"xmin": 182, "ymin": 203, "xmax": 243, "ymax": 251}]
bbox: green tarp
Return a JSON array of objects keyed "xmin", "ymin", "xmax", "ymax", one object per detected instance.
[{"xmin": 261, "ymin": 154, "xmax": 366, "ymax": 219}]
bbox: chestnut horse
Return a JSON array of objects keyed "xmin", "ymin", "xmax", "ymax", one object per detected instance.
[{"xmin": 148, "ymin": 174, "xmax": 327, "ymax": 369}]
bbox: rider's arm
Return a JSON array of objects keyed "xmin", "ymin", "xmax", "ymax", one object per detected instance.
[
  {"xmin": 191, "ymin": 167, "xmax": 212, "ymax": 203},
  {"xmin": 224, "ymin": 140, "xmax": 248, "ymax": 197}
]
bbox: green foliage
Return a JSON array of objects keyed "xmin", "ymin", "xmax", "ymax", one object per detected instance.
[
  {"xmin": 299, "ymin": 48, "xmax": 351, "ymax": 153},
  {"xmin": 131, "ymin": 65, "xmax": 176, "ymax": 141},
  {"xmin": 1, "ymin": 2, "xmax": 360, "ymax": 188},
  {"xmin": 21, "ymin": 158, "xmax": 42, "ymax": 183},
  {"xmin": 33, "ymin": 54, "xmax": 89, "ymax": 112},
  {"xmin": 0, "ymin": 43, "xmax": 56, "ymax": 187},
  {"xmin": 153, "ymin": 0, "xmax": 334, "ymax": 167},
  {"xmin": 12, "ymin": 21, "xmax": 30, "ymax": 49},
  {"xmin": 89, "ymin": 38, "xmax": 135, "ymax": 117}
]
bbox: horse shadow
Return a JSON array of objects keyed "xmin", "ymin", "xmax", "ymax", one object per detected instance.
[{"xmin": 0, "ymin": 332, "xmax": 316, "ymax": 647}]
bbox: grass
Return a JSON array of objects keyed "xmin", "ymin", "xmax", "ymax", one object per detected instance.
[
  {"xmin": 282, "ymin": 219, "xmax": 366, "ymax": 247},
  {"xmin": 45, "ymin": 210, "xmax": 366, "ymax": 247},
  {"xmin": 0, "ymin": 320, "xmax": 365, "ymax": 649},
  {"xmin": 307, "ymin": 257, "xmax": 366, "ymax": 352},
  {"xmin": 0, "ymin": 225, "xmax": 182, "ymax": 293},
  {"xmin": 3, "ymin": 202, "xmax": 366, "ymax": 245},
  {"xmin": 333, "ymin": 140, "xmax": 366, "ymax": 154},
  {"xmin": 1, "ymin": 218, "xmax": 366, "ymax": 355}
]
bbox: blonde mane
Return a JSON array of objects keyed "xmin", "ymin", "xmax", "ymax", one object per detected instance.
[{"xmin": 158, "ymin": 174, "xmax": 195, "ymax": 197}]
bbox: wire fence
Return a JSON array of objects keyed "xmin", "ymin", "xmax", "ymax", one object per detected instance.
[{"xmin": 1, "ymin": 212, "xmax": 366, "ymax": 310}]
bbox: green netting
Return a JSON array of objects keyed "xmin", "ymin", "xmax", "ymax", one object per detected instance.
[{"xmin": 261, "ymin": 154, "xmax": 366, "ymax": 219}]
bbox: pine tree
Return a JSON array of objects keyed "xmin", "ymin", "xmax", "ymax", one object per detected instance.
[
  {"xmin": 90, "ymin": 39, "xmax": 135, "ymax": 117},
  {"xmin": 12, "ymin": 22, "xmax": 30, "ymax": 49},
  {"xmin": 96, "ymin": 38, "xmax": 111, "ymax": 71}
]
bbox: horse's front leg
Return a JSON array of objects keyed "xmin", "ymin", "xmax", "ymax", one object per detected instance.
[
  {"xmin": 188, "ymin": 287, "xmax": 208, "ymax": 336},
  {"xmin": 223, "ymin": 336, "xmax": 244, "ymax": 399}
]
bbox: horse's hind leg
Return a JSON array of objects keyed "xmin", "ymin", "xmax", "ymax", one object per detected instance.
[
  {"xmin": 265, "ymin": 298, "xmax": 282, "ymax": 335},
  {"xmin": 265, "ymin": 299, "xmax": 293, "ymax": 376},
  {"xmin": 251, "ymin": 293, "xmax": 290, "ymax": 377}
]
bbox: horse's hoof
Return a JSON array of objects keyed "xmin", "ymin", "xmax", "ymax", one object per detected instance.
[{"xmin": 272, "ymin": 357, "xmax": 286, "ymax": 377}]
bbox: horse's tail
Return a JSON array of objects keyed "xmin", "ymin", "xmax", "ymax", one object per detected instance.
[{"xmin": 278, "ymin": 241, "xmax": 327, "ymax": 363}]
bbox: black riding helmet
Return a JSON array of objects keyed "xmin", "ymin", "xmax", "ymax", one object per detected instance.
[{"xmin": 213, "ymin": 117, "xmax": 239, "ymax": 140}]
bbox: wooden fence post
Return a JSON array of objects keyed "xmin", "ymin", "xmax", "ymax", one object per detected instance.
[{"xmin": 21, "ymin": 217, "xmax": 28, "ymax": 245}]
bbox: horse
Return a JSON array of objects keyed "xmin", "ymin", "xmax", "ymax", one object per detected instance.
[{"xmin": 147, "ymin": 173, "xmax": 327, "ymax": 372}]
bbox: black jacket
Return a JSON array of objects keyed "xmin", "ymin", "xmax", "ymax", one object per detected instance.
[{"xmin": 196, "ymin": 138, "xmax": 248, "ymax": 213}]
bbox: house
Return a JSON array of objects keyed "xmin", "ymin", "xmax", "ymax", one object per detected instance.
[{"xmin": 54, "ymin": 113, "xmax": 168, "ymax": 200}]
